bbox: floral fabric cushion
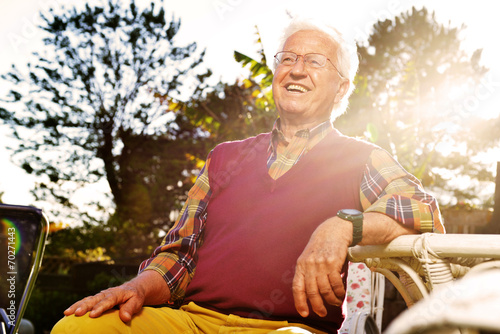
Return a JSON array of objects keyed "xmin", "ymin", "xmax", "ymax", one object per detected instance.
[{"xmin": 338, "ymin": 262, "xmax": 372, "ymax": 334}]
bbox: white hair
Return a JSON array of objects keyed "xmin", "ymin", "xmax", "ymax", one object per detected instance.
[{"xmin": 274, "ymin": 17, "xmax": 359, "ymax": 119}]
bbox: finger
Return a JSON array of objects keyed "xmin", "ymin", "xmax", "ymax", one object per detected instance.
[
  {"xmin": 79, "ymin": 293, "xmax": 109, "ymax": 316},
  {"xmin": 316, "ymin": 274, "xmax": 341, "ymax": 307},
  {"xmin": 88, "ymin": 290, "xmax": 123, "ymax": 318},
  {"xmin": 66, "ymin": 294, "xmax": 105, "ymax": 316},
  {"xmin": 64, "ymin": 301, "xmax": 82, "ymax": 315},
  {"xmin": 304, "ymin": 274, "xmax": 327, "ymax": 318},
  {"xmin": 64, "ymin": 296, "xmax": 96, "ymax": 315},
  {"xmin": 292, "ymin": 269, "xmax": 310, "ymax": 318},
  {"xmin": 118, "ymin": 296, "xmax": 143, "ymax": 323},
  {"xmin": 329, "ymin": 273, "xmax": 346, "ymax": 301},
  {"xmin": 119, "ymin": 307, "xmax": 132, "ymax": 323}
]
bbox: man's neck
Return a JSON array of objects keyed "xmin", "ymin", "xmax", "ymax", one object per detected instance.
[{"xmin": 279, "ymin": 118, "xmax": 330, "ymax": 141}]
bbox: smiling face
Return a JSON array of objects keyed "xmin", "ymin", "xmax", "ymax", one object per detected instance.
[{"xmin": 272, "ymin": 29, "xmax": 349, "ymax": 126}]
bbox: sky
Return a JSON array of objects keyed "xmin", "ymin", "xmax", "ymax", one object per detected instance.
[{"xmin": 1, "ymin": 0, "xmax": 499, "ymax": 209}]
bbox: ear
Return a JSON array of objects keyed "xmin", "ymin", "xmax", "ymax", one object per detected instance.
[{"xmin": 333, "ymin": 78, "xmax": 350, "ymax": 105}]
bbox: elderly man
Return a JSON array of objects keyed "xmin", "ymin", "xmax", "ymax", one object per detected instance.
[{"xmin": 52, "ymin": 18, "xmax": 444, "ymax": 334}]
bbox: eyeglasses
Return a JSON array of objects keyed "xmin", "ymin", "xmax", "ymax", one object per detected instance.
[{"xmin": 274, "ymin": 51, "xmax": 344, "ymax": 78}]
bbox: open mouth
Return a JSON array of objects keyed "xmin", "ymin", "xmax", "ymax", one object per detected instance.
[{"xmin": 286, "ymin": 84, "xmax": 309, "ymax": 93}]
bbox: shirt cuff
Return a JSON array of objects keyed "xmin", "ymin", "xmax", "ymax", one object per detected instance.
[{"xmin": 140, "ymin": 252, "xmax": 191, "ymax": 301}]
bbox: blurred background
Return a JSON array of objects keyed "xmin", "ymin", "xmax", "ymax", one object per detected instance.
[{"xmin": 1, "ymin": 0, "xmax": 499, "ymax": 332}]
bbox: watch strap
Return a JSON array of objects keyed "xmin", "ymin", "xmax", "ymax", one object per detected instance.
[
  {"xmin": 350, "ymin": 217, "xmax": 363, "ymax": 247},
  {"xmin": 337, "ymin": 209, "xmax": 363, "ymax": 247}
]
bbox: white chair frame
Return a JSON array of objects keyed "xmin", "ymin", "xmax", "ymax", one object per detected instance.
[{"xmin": 346, "ymin": 233, "xmax": 500, "ymax": 332}]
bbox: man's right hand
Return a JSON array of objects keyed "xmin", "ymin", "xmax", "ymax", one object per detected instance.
[{"xmin": 63, "ymin": 270, "xmax": 170, "ymax": 323}]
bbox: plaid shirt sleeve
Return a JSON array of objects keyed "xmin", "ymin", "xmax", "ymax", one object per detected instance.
[
  {"xmin": 138, "ymin": 152, "xmax": 212, "ymax": 302},
  {"xmin": 360, "ymin": 149, "xmax": 445, "ymax": 233}
]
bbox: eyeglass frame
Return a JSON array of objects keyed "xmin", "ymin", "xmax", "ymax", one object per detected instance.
[{"xmin": 274, "ymin": 51, "xmax": 345, "ymax": 79}]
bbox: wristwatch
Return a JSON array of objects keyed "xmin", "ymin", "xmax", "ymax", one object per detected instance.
[{"xmin": 337, "ymin": 209, "xmax": 363, "ymax": 247}]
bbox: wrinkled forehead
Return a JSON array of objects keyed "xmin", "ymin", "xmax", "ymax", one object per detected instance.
[{"xmin": 282, "ymin": 29, "xmax": 339, "ymax": 60}]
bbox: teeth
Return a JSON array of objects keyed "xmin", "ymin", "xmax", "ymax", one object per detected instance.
[{"xmin": 287, "ymin": 84, "xmax": 308, "ymax": 93}]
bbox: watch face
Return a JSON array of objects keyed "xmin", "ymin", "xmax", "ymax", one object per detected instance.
[{"xmin": 341, "ymin": 209, "xmax": 362, "ymax": 216}]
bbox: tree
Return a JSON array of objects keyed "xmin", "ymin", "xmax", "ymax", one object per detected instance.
[
  {"xmin": 167, "ymin": 28, "xmax": 276, "ymax": 148},
  {"xmin": 0, "ymin": 0, "xmax": 211, "ymax": 257},
  {"xmin": 336, "ymin": 7, "xmax": 498, "ymax": 206}
]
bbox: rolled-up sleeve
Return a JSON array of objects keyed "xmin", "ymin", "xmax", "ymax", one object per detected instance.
[
  {"xmin": 139, "ymin": 152, "xmax": 213, "ymax": 301},
  {"xmin": 360, "ymin": 149, "xmax": 445, "ymax": 233}
]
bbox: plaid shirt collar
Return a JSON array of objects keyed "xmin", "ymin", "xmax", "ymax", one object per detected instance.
[{"xmin": 269, "ymin": 118, "xmax": 334, "ymax": 153}]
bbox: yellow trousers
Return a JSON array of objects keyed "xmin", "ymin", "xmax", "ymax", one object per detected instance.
[{"xmin": 51, "ymin": 302, "xmax": 328, "ymax": 334}]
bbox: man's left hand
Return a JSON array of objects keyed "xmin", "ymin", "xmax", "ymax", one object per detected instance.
[{"xmin": 292, "ymin": 217, "xmax": 352, "ymax": 317}]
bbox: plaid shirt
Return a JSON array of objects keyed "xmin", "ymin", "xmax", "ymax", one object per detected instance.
[{"xmin": 139, "ymin": 120, "xmax": 444, "ymax": 301}]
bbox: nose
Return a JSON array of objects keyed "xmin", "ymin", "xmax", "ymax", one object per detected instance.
[{"xmin": 290, "ymin": 56, "xmax": 307, "ymax": 75}]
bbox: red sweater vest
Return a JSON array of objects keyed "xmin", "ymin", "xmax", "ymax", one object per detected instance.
[{"xmin": 184, "ymin": 130, "xmax": 376, "ymax": 332}]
